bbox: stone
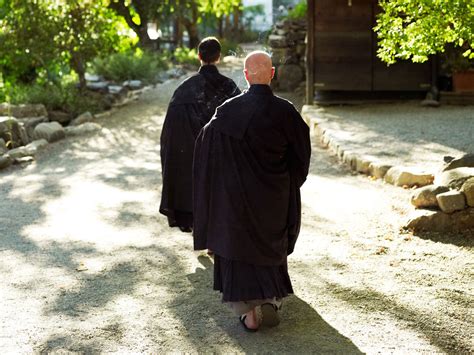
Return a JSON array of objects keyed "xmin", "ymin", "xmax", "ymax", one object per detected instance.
[
  {"xmin": 384, "ymin": 167, "xmax": 434, "ymax": 187},
  {"xmin": 0, "ymin": 103, "xmax": 47, "ymax": 118},
  {"xmin": 410, "ymin": 185, "xmax": 450, "ymax": 208},
  {"xmin": 48, "ymin": 111, "xmax": 71, "ymax": 124},
  {"xmin": 369, "ymin": 162, "xmax": 392, "ymax": 179},
  {"xmin": 0, "ymin": 116, "xmax": 29, "ymax": 148},
  {"xmin": 277, "ymin": 64, "xmax": 304, "ymax": 91},
  {"xmin": 85, "ymin": 73, "xmax": 101, "ymax": 82},
  {"xmin": 14, "ymin": 156, "xmax": 34, "ymax": 164},
  {"xmin": 460, "ymin": 177, "xmax": 474, "ymax": 207},
  {"xmin": 276, "ymin": 29, "xmax": 288, "ymax": 36},
  {"xmin": 442, "ymin": 153, "xmax": 474, "ymax": 172},
  {"xmin": 0, "ymin": 154, "xmax": 13, "ymax": 169},
  {"xmin": 268, "ymin": 35, "xmax": 288, "ymax": 48},
  {"xmin": 6, "ymin": 146, "xmax": 30, "ymax": 160},
  {"xmin": 271, "ymin": 48, "xmax": 291, "ymax": 66},
  {"xmin": 436, "ymin": 190, "xmax": 466, "ymax": 213},
  {"xmin": 420, "ymin": 99, "xmax": 440, "ymax": 107},
  {"xmin": 123, "ymin": 80, "xmax": 143, "ymax": 90},
  {"xmin": 71, "ymin": 111, "xmax": 94, "ymax": 126},
  {"xmin": 33, "ymin": 122, "xmax": 65, "ymax": 142},
  {"xmin": 86, "ymin": 81, "xmax": 109, "ymax": 92},
  {"xmin": 18, "ymin": 116, "xmax": 49, "ymax": 140},
  {"xmin": 65, "ymin": 122, "xmax": 101, "ymax": 136},
  {"xmin": 405, "ymin": 208, "xmax": 474, "ymax": 233},
  {"xmin": 108, "ymin": 85, "xmax": 127, "ymax": 95},
  {"xmin": 436, "ymin": 167, "xmax": 474, "ymax": 189},
  {"xmin": 0, "ymin": 138, "xmax": 6, "ymax": 154},
  {"xmin": 25, "ymin": 139, "xmax": 48, "ymax": 154},
  {"xmin": 355, "ymin": 156, "xmax": 373, "ymax": 174}
]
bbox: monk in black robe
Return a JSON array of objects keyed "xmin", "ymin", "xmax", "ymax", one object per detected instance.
[
  {"xmin": 160, "ymin": 37, "xmax": 240, "ymax": 232},
  {"xmin": 193, "ymin": 51, "xmax": 311, "ymax": 331}
]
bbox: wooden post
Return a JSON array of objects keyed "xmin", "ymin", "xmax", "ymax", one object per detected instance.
[{"xmin": 306, "ymin": 0, "xmax": 315, "ymax": 105}]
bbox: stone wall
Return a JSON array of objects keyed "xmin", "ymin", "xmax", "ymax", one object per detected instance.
[{"xmin": 268, "ymin": 18, "xmax": 307, "ymax": 91}]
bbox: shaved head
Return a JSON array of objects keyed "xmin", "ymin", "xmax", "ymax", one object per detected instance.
[{"xmin": 244, "ymin": 51, "xmax": 275, "ymax": 86}]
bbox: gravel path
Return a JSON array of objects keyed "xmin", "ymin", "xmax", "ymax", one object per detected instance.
[
  {"xmin": 0, "ymin": 63, "xmax": 473, "ymax": 353},
  {"xmin": 311, "ymin": 103, "xmax": 474, "ymax": 172}
]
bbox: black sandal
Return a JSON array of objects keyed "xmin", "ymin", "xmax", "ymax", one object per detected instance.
[{"xmin": 239, "ymin": 315, "xmax": 258, "ymax": 333}]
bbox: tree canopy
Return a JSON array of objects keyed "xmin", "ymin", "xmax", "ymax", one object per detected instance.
[{"xmin": 375, "ymin": 0, "xmax": 474, "ymax": 65}]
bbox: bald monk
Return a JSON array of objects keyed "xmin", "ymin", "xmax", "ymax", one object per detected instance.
[{"xmin": 193, "ymin": 51, "xmax": 311, "ymax": 331}]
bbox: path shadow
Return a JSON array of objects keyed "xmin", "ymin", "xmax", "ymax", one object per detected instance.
[
  {"xmin": 412, "ymin": 230, "xmax": 474, "ymax": 248},
  {"xmin": 324, "ymin": 277, "xmax": 472, "ymax": 353},
  {"xmin": 165, "ymin": 253, "xmax": 363, "ymax": 353}
]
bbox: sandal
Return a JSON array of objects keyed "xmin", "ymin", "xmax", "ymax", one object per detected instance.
[
  {"xmin": 239, "ymin": 315, "xmax": 258, "ymax": 333},
  {"xmin": 260, "ymin": 303, "xmax": 280, "ymax": 327}
]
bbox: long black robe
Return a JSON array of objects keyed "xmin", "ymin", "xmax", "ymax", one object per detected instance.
[
  {"xmin": 160, "ymin": 65, "xmax": 240, "ymax": 228},
  {"xmin": 193, "ymin": 84, "xmax": 311, "ymax": 267}
]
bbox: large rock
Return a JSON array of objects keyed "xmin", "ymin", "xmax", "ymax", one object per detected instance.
[
  {"xmin": 0, "ymin": 154, "xmax": 13, "ymax": 170},
  {"xmin": 71, "ymin": 111, "xmax": 94, "ymax": 126},
  {"xmin": 123, "ymin": 80, "xmax": 143, "ymax": 90},
  {"xmin": 6, "ymin": 139, "xmax": 47, "ymax": 160},
  {"xmin": 384, "ymin": 167, "xmax": 434, "ymax": 187},
  {"xmin": 436, "ymin": 190, "xmax": 466, "ymax": 213},
  {"xmin": 268, "ymin": 35, "xmax": 288, "ymax": 48},
  {"xmin": 369, "ymin": 162, "xmax": 392, "ymax": 179},
  {"xmin": 271, "ymin": 48, "xmax": 291, "ymax": 66},
  {"xmin": 48, "ymin": 111, "xmax": 71, "ymax": 124},
  {"xmin": 405, "ymin": 208, "xmax": 474, "ymax": 233},
  {"xmin": 277, "ymin": 64, "xmax": 304, "ymax": 91},
  {"xmin": 33, "ymin": 122, "xmax": 65, "ymax": 142},
  {"xmin": 460, "ymin": 177, "xmax": 474, "ymax": 207},
  {"xmin": 65, "ymin": 122, "xmax": 101, "ymax": 136},
  {"xmin": 86, "ymin": 81, "xmax": 109, "ymax": 92},
  {"xmin": 442, "ymin": 153, "xmax": 474, "ymax": 172},
  {"xmin": 17, "ymin": 116, "xmax": 48, "ymax": 140},
  {"xmin": 0, "ymin": 138, "xmax": 7, "ymax": 154},
  {"xmin": 410, "ymin": 185, "xmax": 450, "ymax": 208},
  {"xmin": 436, "ymin": 167, "xmax": 474, "ymax": 189},
  {"xmin": 0, "ymin": 103, "xmax": 47, "ymax": 118},
  {"xmin": 0, "ymin": 116, "xmax": 29, "ymax": 148}
]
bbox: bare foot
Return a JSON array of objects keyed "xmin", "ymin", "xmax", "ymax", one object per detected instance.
[{"xmin": 243, "ymin": 307, "xmax": 259, "ymax": 330}]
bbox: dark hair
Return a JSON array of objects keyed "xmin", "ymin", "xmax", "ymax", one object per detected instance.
[{"xmin": 198, "ymin": 37, "xmax": 221, "ymax": 63}]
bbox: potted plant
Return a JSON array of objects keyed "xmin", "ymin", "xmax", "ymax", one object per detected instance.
[{"xmin": 441, "ymin": 46, "xmax": 474, "ymax": 92}]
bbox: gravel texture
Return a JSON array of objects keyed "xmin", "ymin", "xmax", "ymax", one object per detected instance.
[
  {"xmin": 310, "ymin": 103, "xmax": 474, "ymax": 172},
  {"xmin": 0, "ymin": 60, "xmax": 473, "ymax": 354}
]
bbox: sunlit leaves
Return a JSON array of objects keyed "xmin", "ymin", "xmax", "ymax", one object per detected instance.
[{"xmin": 375, "ymin": 0, "xmax": 474, "ymax": 65}]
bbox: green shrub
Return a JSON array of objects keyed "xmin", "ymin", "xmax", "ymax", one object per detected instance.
[
  {"xmin": 6, "ymin": 82, "xmax": 110, "ymax": 116},
  {"xmin": 173, "ymin": 47, "xmax": 199, "ymax": 66},
  {"xmin": 219, "ymin": 39, "xmax": 241, "ymax": 57},
  {"xmin": 93, "ymin": 49, "xmax": 168, "ymax": 83},
  {"xmin": 287, "ymin": 2, "xmax": 307, "ymax": 19}
]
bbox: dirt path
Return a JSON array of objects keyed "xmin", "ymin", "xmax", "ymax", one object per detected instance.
[{"xmin": 0, "ymin": 64, "xmax": 472, "ymax": 354}]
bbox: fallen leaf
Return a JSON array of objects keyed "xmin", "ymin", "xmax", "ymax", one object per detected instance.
[{"xmin": 76, "ymin": 262, "xmax": 88, "ymax": 272}]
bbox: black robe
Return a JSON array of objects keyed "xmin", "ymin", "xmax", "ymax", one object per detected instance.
[
  {"xmin": 160, "ymin": 65, "xmax": 240, "ymax": 228},
  {"xmin": 193, "ymin": 84, "xmax": 311, "ymax": 267}
]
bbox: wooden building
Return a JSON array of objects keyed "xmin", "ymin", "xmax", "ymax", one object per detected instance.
[{"xmin": 305, "ymin": 0, "xmax": 436, "ymax": 103}]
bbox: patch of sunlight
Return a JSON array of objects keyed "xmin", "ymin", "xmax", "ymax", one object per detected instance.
[
  {"xmin": 22, "ymin": 179, "xmax": 157, "ymax": 251},
  {"xmin": 301, "ymin": 175, "xmax": 383, "ymax": 226}
]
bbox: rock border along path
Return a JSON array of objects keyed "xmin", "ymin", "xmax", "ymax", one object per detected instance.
[
  {"xmin": 302, "ymin": 105, "xmax": 436, "ymax": 188},
  {"xmin": 302, "ymin": 105, "xmax": 474, "ymax": 233}
]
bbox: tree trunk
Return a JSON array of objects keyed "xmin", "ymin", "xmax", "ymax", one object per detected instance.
[
  {"xmin": 174, "ymin": 18, "xmax": 183, "ymax": 47},
  {"xmin": 217, "ymin": 17, "xmax": 224, "ymax": 38},
  {"xmin": 184, "ymin": 2, "xmax": 200, "ymax": 49},
  {"xmin": 71, "ymin": 53, "xmax": 86, "ymax": 90}
]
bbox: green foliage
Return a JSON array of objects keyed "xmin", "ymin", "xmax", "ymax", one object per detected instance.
[
  {"xmin": 6, "ymin": 82, "xmax": 109, "ymax": 116},
  {"xmin": 0, "ymin": 0, "xmax": 122, "ymax": 86},
  {"xmin": 219, "ymin": 39, "xmax": 240, "ymax": 57},
  {"xmin": 375, "ymin": 0, "xmax": 474, "ymax": 65},
  {"xmin": 173, "ymin": 47, "xmax": 199, "ymax": 66},
  {"xmin": 198, "ymin": 0, "xmax": 241, "ymax": 18},
  {"xmin": 287, "ymin": 1, "xmax": 307, "ymax": 20},
  {"xmin": 93, "ymin": 50, "xmax": 168, "ymax": 83}
]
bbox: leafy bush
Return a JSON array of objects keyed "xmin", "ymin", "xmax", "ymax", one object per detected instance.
[
  {"xmin": 93, "ymin": 49, "xmax": 168, "ymax": 83},
  {"xmin": 173, "ymin": 47, "xmax": 199, "ymax": 66},
  {"xmin": 287, "ymin": 2, "xmax": 307, "ymax": 19},
  {"xmin": 6, "ymin": 82, "xmax": 110, "ymax": 116},
  {"xmin": 219, "ymin": 38, "xmax": 241, "ymax": 57}
]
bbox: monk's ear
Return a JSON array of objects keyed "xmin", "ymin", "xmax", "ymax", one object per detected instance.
[
  {"xmin": 198, "ymin": 53, "xmax": 202, "ymax": 61},
  {"xmin": 271, "ymin": 67, "xmax": 275, "ymax": 79},
  {"xmin": 243, "ymin": 68, "xmax": 249, "ymax": 81}
]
